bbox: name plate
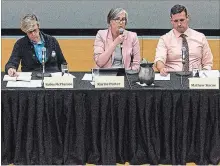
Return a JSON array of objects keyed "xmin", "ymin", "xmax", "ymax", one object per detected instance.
[
  {"xmin": 189, "ymin": 78, "xmax": 219, "ymax": 89},
  {"xmin": 44, "ymin": 76, "xmax": 74, "ymax": 88},
  {"xmin": 95, "ymin": 76, "xmax": 124, "ymax": 88}
]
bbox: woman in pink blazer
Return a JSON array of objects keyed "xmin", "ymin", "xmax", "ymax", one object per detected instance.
[{"xmin": 94, "ymin": 8, "xmax": 141, "ymax": 71}]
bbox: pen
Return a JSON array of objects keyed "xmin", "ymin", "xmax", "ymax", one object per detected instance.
[{"xmin": 203, "ymin": 72, "xmax": 208, "ymax": 77}]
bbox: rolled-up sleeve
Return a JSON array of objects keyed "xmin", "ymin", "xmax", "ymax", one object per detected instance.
[
  {"xmin": 154, "ymin": 37, "xmax": 167, "ymax": 64},
  {"xmin": 201, "ymin": 35, "xmax": 213, "ymax": 70}
]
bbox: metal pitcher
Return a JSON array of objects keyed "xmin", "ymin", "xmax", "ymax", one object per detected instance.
[{"xmin": 138, "ymin": 62, "xmax": 155, "ymax": 85}]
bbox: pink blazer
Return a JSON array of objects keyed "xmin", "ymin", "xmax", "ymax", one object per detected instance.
[{"xmin": 94, "ymin": 28, "xmax": 140, "ymax": 70}]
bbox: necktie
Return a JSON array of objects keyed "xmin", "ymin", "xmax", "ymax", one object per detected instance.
[{"xmin": 180, "ymin": 34, "xmax": 189, "ymax": 71}]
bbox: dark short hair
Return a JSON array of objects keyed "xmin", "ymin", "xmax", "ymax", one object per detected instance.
[{"xmin": 170, "ymin": 4, "xmax": 188, "ymax": 17}]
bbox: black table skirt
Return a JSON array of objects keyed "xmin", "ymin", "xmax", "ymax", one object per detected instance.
[{"xmin": 2, "ymin": 89, "xmax": 220, "ymax": 165}]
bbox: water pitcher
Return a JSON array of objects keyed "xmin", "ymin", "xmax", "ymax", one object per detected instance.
[{"xmin": 138, "ymin": 62, "xmax": 155, "ymax": 85}]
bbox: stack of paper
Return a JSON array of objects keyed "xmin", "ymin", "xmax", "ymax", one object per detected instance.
[
  {"xmin": 82, "ymin": 73, "xmax": 92, "ymax": 81},
  {"xmin": 3, "ymin": 72, "xmax": 32, "ymax": 82},
  {"xmin": 6, "ymin": 80, "xmax": 42, "ymax": 88},
  {"xmin": 155, "ymin": 73, "xmax": 170, "ymax": 80},
  {"xmin": 50, "ymin": 72, "xmax": 76, "ymax": 78}
]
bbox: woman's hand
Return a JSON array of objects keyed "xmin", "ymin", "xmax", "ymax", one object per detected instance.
[{"xmin": 114, "ymin": 34, "xmax": 125, "ymax": 46}]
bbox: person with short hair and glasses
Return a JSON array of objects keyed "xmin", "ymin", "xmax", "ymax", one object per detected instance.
[
  {"xmin": 5, "ymin": 14, "xmax": 67, "ymax": 77},
  {"xmin": 94, "ymin": 8, "xmax": 140, "ymax": 71},
  {"xmin": 154, "ymin": 4, "xmax": 213, "ymax": 76}
]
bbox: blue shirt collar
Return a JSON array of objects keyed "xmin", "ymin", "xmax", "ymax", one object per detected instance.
[{"xmin": 30, "ymin": 32, "xmax": 45, "ymax": 45}]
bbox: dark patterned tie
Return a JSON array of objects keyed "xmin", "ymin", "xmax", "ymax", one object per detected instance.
[{"xmin": 180, "ymin": 34, "xmax": 189, "ymax": 71}]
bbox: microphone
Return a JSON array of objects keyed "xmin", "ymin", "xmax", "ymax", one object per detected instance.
[
  {"xmin": 36, "ymin": 47, "xmax": 51, "ymax": 79},
  {"xmin": 119, "ymin": 28, "xmax": 124, "ymax": 66},
  {"xmin": 42, "ymin": 47, "xmax": 46, "ymax": 74},
  {"xmin": 176, "ymin": 46, "xmax": 191, "ymax": 77},
  {"xmin": 119, "ymin": 28, "xmax": 124, "ymax": 48},
  {"xmin": 119, "ymin": 28, "xmax": 124, "ymax": 35},
  {"xmin": 181, "ymin": 47, "xmax": 186, "ymax": 65},
  {"xmin": 130, "ymin": 54, "xmax": 134, "ymax": 70},
  {"xmin": 118, "ymin": 28, "xmax": 132, "ymax": 89}
]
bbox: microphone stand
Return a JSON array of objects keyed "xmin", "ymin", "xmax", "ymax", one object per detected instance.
[
  {"xmin": 36, "ymin": 48, "xmax": 51, "ymax": 79},
  {"xmin": 126, "ymin": 55, "xmax": 138, "ymax": 75},
  {"xmin": 176, "ymin": 67, "xmax": 191, "ymax": 76},
  {"xmin": 176, "ymin": 49, "xmax": 191, "ymax": 88},
  {"xmin": 121, "ymin": 43, "xmax": 132, "ymax": 89},
  {"xmin": 41, "ymin": 53, "xmax": 45, "ymax": 87},
  {"xmin": 119, "ymin": 29, "xmax": 138, "ymax": 75}
]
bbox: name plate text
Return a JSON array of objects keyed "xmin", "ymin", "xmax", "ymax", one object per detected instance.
[
  {"xmin": 95, "ymin": 76, "xmax": 124, "ymax": 88},
  {"xmin": 189, "ymin": 78, "xmax": 219, "ymax": 89},
  {"xmin": 44, "ymin": 76, "xmax": 74, "ymax": 88}
]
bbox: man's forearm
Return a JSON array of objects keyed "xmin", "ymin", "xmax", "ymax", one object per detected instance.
[{"xmin": 156, "ymin": 60, "xmax": 165, "ymax": 71}]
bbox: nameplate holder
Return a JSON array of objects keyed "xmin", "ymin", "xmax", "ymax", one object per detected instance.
[
  {"xmin": 44, "ymin": 76, "xmax": 74, "ymax": 88},
  {"xmin": 189, "ymin": 78, "xmax": 219, "ymax": 89},
  {"xmin": 95, "ymin": 76, "xmax": 124, "ymax": 88}
]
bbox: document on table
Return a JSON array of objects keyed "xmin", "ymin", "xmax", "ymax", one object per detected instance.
[
  {"xmin": 6, "ymin": 80, "xmax": 42, "ymax": 88},
  {"xmin": 154, "ymin": 73, "xmax": 170, "ymax": 80},
  {"xmin": 136, "ymin": 82, "xmax": 155, "ymax": 86},
  {"xmin": 50, "ymin": 72, "xmax": 76, "ymax": 78},
  {"xmin": 199, "ymin": 70, "xmax": 220, "ymax": 78},
  {"xmin": 82, "ymin": 73, "xmax": 92, "ymax": 81},
  {"xmin": 3, "ymin": 72, "xmax": 32, "ymax": 82},
  {"xmin": 17, "ymin": 72, "xmax": 32, "ymax": 76}
]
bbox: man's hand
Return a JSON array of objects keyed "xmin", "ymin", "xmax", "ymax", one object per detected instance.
[
  {"xmin": 8, "ymin": 68, "xmax": 18, "ymax": 77},
  {"xmin": 160, "ymin": 67, "xmax": 168, "ymax": 76}
]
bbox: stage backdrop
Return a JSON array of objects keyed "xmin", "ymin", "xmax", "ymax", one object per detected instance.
[{"xmin": 2, "ymin": 0, "xmax": 219, "ymax": 29}]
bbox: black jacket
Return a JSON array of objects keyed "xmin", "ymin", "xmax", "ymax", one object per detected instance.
[{"xmin": 5, "ymin": 32, "xmax": 67, "ymax": 74}]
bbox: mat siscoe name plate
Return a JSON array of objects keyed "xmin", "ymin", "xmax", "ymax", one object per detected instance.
[{"xmin": 189, "ymin": 78, "xmax": 219, "ymax": 89}]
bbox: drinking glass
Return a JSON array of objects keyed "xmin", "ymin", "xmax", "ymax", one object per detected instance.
[
  {"xmin": 192, "ymin": 64, "xmax": 200, "ymax": 77},
  {"xmin": 61, "ymin": 64, "xmax": 69, "ymax": 76},
  {"xmin": 92, "ymin": 68, "xmax": 99, "ymax": 82}
]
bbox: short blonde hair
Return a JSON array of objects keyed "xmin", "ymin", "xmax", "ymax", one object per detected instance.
[{"xmin": 20, "ymin": 14, "xmax": 39, "ymax": 33}]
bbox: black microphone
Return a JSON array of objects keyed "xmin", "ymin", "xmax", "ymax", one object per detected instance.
[
  {"xmin": 181, "ymin": 47, "xmax": 186, "ymax": 65},
  {"xmin": 176, "ymin": 46, "xmax": 190, "ymax": 77},
  {"xmin": 118, "ymin": 28, "xmax": 132, "ymax": 89},
  {"xmin": 119, "ymin": 28, "xmax": 124, "ymax": 65},
  {"xmin": 130, "ymin": 54, "xmax": 134, "ymax": 70},
  {"xmin": 119, "ymin": 28, "xmax": 124, "ymax": 48}
]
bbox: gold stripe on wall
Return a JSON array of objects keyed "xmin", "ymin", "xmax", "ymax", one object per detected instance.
[{"xmin": 1, "ymin": 38, "xmax": 219, "ymax": 71}]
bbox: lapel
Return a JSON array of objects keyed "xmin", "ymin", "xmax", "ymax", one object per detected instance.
[
  {"xmin": 29, "ymin": 40, "xmax": 40, "ymax": 63},
  {"xmin": 106, "ymin": 28, "xmax": 114, "ymax": 63},
  {"xmin": 41, "ymin": 32, "xmax": 50, "ymax": 63},
  {"xmin": 122, "ymin": 30, "xmax": 128, "ymax": 65}
]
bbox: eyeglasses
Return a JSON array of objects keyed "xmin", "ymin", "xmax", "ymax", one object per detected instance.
[
  {"xmin": 113, "ymin": 18, "xmax": 126, "ymax": 24},
  {"xmin": 27, "ymin": 28, "xmax": 39, "ymax": 34}
]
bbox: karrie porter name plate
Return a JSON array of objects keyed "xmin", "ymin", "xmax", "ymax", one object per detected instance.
[{"xmin": 95, "ymin": 76, "xmax": 124, "ymax": 88}]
